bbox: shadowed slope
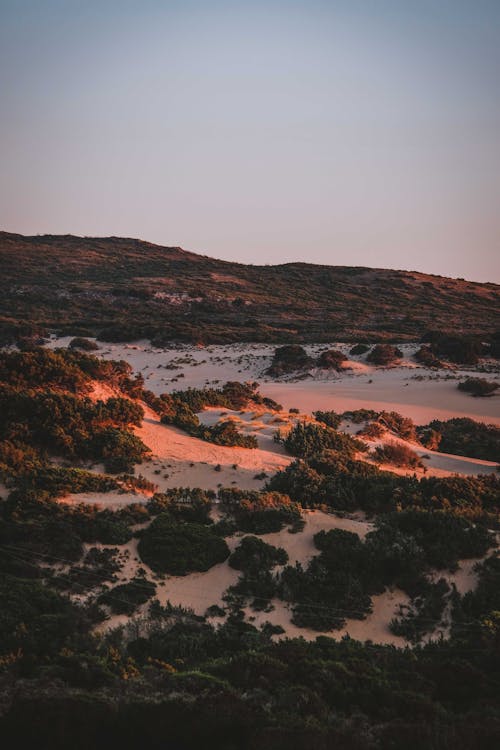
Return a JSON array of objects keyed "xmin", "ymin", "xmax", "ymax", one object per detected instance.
[{"xmin": 1, "ymin": 231, "xmax": 498, "ymax": 343}]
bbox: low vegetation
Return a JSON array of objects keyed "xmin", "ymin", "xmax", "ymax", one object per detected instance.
[
  {"xmin": 458, "ymin": 377, "xmax": 498, "ymax": 397},
  {"xmin": 267, "ymin": 455, "xmax": 500, "ymax": 522},
  {"xmin": 138, "ymin": 513, "xmax": 230, "ymax": 575},
  {"xmin": 266, "ymin": 345, "xmax": 313, "ymax": 375},
  {"xmin": 418, "ymin": 417, "xmax": 500, "ymax": 462},
  {"xmin": 316, "ymin": 348, "xmax": 346, "ymax": 370},
  {"xmin": 277, "ymin": 422, "xmax": 366, "ymax": 460},
  {"xmin": 373, "ymin": 441, "xmax": 423, "ymax": 469},
  {"xmin": 3, "ymin": 233, "xmax": 498, "ymax": 346},
  {"xmin": 98, "ymin": 576, "xmax": 157, "ymax": 615},
  {"xmin": 367, "ymin": 343, "xmax": 403, "ymax": 366},
  {"xmin": 218, "ymin": 488, "xmax": 302, "ymax": 534}
]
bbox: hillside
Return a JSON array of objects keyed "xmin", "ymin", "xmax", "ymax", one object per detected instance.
[{"xmin": 1, "ymin": 231, "xmax": 499, "ymax": 344}]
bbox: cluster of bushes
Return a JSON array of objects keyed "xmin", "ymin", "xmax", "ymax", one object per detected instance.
[
  {"xmin": 267, "ymin": 345, "xmax": 348, "ymax": 376},
  {"xmin": 422, "ymin": 332, "xmax": 485, "ymax": 365},
  {"xmin": 316, "ymin": 348, "xmax": 346, "ymax": 370},
  {"xmin": 159, "ymin": 407, "xmax": 258, "ymax": 448},
  {"xmin": 0, "ymin": 348, "xmax": 151, "ymax": 488},
  {"xmin": 414, "ymin": 345, "xmax": 443, "ymax": 368},
  {"xmin": 0, "ymin": 489, "xmax": 148, "ymax": 571},
  {"xmin": 51, "ymin": 547, "xmax": 123, "ymax": 594},
  {"xmin": 279, "ymin": 529, "xmax": 373, "ymax": 630},
  {"xmin": 458, "ymin": 377, "xmax": 498, "ymax": 397},
  {"xmin": 226, "ymin": 536, "xmax": 288, "ymax": 610},
  {"xmin": 390, "ymin": 577, "xmax": 450, "ymax": 642},
  {"xmin": 350, "ymin": 342, "xmax": 369, "ymax": 355},
  {"xmin": 218, "ymin": 488, "xmax": 302, "ymax": 534},
  {"xmin": 69, "ymin": 337, "xmax": 99, "ymax": 351},
  {"xmin": 1, "ymin": 497, "xmax": 500, "ymax": 749},
  {"xmin": 0, "ymin": 347, "xmax": 145, "ymax": 397},
  {"xmin": 342, "ymin": 408, "xmax": 417, "ymax": 441},
  {"xmin": 418, "ymin": 417, "xmax": 500, "ymax": 462},
  {"xmin": 277, "ymin": 509, "xmax": 491, "ymax": 633},
  {"xmin": 277, "ymin": 422, "xmax": 366, "ymax": 459},
  {"xmin": 147, "ymin": 488, "xmax": 214, "ymax": 524},
  {"xmin": 267, "ymin": 455, "xmax": 500, "ymax": 522},
  {"xmin": 313, "ymin": 410, "xmax": 342, "ymax": 429},
  {"xmin": 266, "ymin": 345, "xmax": 314, "ymax": 375},
  {"xmin": 456, "ymin": 553, "xmax": 500, "ymax": 628},
  {"xmin": 357, "ymin": 421, "xmax": 385, "ymax": 439},
  {"xmin": 376, "ymin": 410, "xmax": 418, "ymax": 440},
  {"xmin": 4, "ymin": 624, "xmax": 500, "ymax": 748},
  {"xmin": 172, "ymin": 381, "xmax": 281, "ymax": 412},
  {"xmin": 229, "ymin": 535, "xmax": 288, "ymax": 573},
  {"xmin": 0, "ymin": 387, "xmax": 148, "ymax": 474},
  {"xmin": 342, "ymin": 408, "xmax": 380, "ymax": 423},
  {"xmin": 267, "ymin": 342, "xmax": 412, "ymax": 376},
  {"xmin": 145, "ymin": 382, "xmax": 283, "ymax": 448},
  {"xmin": 0, "ymin": 575, "xmax": 99, "ymax": 659}
]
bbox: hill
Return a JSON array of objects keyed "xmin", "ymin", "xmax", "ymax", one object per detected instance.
[{"xmin": 0, "ymin": 231, "xmax": 498, "ymax": 344}]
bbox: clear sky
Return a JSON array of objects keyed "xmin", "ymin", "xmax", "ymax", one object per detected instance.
[{"xmin": 1, "ymin": 0, "xmax": 499, "ymax": 282}]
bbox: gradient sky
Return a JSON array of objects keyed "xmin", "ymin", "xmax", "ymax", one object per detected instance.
[{"xmin": 1, "ymin": 0, "xmax": 499, "ymax": 282}]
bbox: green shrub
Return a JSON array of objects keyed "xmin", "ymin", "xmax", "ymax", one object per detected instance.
[
  {"xmin": 267, "ymin": 345, "xmax": 313, "ymax": 376},
  {"xmin": 316, "ymin": 349, "xmax": 346, "ymax": 370},
  {"xmin": 374, "ymin": 442, "xmax": 423, "ymax": 469},
  {"xmin": 229, "ymin": 536, "xmax": 288, "ymax": 573},
  {"xmin": 138, "ymin": 514, "xmax": 230, "ymax": 575},
  {"xmin": 69, "ymin": 337, "xmax": 99, "ymax": 351},
  {"xmin": 367, "ymin": 344, "xmax": 403, "ymax": 366},
  {"xmin": 99, "ymin": 577, "xmax": 156, "ymax": 615},
  {"xmin": 458, "ymin": 377, "xmax": 498, "ymax": 397},
  {"xmin": 418, "ymin": 417, "xmax": 500, "ymax": 462},
  {"xmin": 280, "ymin": 422, "xmax": 365, "ymax": 459}
]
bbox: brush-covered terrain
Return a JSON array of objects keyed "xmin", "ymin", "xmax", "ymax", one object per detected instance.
[
  {"xmin": 1, "ymin": 231, "xmax": 499, "ymax": 344},
  {"xmin": 1, "ymin": 340, "xmax": 500, "ymax": 749}
]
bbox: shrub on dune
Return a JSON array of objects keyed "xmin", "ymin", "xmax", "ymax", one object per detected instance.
[
  {"xmin": 138, "ymin": 513, "xmax": 230, "ymax": 575},
  {"xmin": 367, "ymin": 344, "xmax": 403, "ymax": 366},
  {"xmin": 373, "ymin": 441, "xmax": 423, "ymax": 469}
]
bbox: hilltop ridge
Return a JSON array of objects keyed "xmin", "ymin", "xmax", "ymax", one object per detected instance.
[{"xmin": 0, "ymin": 231, "xmax": 498, "ymax": 343}]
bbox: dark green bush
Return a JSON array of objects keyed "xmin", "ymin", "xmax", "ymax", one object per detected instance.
[{"xmin": 138, "ymin": 513, "xmax": 230, "ymax": 575}]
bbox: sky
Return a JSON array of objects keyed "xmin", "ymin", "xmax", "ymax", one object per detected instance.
[{"xmin": 0, "ymin": 0, "xmax": 499, "ymax": 282}]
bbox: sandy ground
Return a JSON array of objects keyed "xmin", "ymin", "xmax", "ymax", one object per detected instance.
[
  {"xmin": 93, "ymin": 509, "xmax": 487, "ymax": 646},
  {"xmin": 135, "ymin": 404, "xmax": 292, "ymax": 492},
  {"xmin": 47, "ymin": 337, "xmax": 500, "ymax": 427},
  {"xmin": 42, "ymin": 337, "xmax": 499, "ymax": 643}
]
